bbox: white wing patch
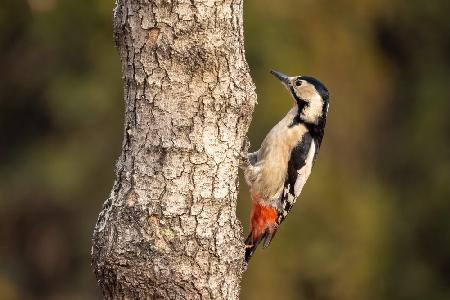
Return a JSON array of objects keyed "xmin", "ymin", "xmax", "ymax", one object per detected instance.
[
  {"xmin": 279, "ymin": 140, "xmax": 316, "ymax": 220},
  {"xmin": 293, "ymin": 140, "xmax": 316, "ymax": 196}
]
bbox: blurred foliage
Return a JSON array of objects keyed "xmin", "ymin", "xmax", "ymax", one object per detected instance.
[{"xmin": 0, "ymin": 0, "xmax": 449, "ymax": 299}]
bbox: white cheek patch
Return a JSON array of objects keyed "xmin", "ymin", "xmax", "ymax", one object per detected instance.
[
  {"xmin": 296, "ymin": 83, "xmax": 324, "ymax": 124},
  {"xmin": 302, "ymin": 94, "xmax": 323, "ymax": 124}
]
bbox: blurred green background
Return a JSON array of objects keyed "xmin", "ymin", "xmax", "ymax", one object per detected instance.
[{"xmin": 1, "ymin": 0, "xmax": 449, "ymax": 299}]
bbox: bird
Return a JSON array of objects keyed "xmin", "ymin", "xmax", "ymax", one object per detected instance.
[{"xmin": 243, "ymin": 70, "xmax": 329, "ymax": 262}]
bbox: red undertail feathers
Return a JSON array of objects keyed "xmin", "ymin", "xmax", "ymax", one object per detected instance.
[{"xmin": 245, "ymin": 201, "xmax": 278, "ymax": 262}]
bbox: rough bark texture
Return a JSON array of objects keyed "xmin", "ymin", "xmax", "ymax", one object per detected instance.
[{"xmin": 91, "ymin": 0, "xmax": 256, "ymax": 299}]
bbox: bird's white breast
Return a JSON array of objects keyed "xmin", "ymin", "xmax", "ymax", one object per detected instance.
[{"xmin": 247, "ymin": 107, "xmax": 310, "ymax": 203}]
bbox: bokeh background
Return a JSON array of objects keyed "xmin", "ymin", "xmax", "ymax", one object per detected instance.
[{"xmin": 1, "ymin": 0, "xmax": 449, "ymax": 299}]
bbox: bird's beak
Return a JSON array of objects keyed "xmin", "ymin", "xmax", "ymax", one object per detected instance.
[{"xmin": 270, "ymin": 70, "xmax": 291, "ymax": 86}]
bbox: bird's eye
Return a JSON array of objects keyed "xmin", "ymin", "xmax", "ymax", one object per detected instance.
[{"xmin": 295, "ymin": 79, "xmax": 302, "ymax": 86}]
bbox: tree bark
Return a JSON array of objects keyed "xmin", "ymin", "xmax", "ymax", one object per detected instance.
[{"xmin": 91, "ymin": 0, "xmax": 256, "ymax": 299}]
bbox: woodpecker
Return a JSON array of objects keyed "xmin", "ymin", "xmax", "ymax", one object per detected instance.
[{"xmin": 244, "ymin": 70, "xmax": 329, "ymax": 262}]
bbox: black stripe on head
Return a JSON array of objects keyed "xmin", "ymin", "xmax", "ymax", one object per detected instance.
[
  {"xmin": 289, "ymin": 85, "xmax": 308, "ymax": 110},
  {"xmin": 301, "ymin": 76, "xmax": 329, "ymax": 103}
]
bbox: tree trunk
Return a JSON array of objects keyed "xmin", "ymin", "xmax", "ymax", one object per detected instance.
[{"xmin": 91, "ymin": 0, "xmax": 256, "ymax": 299}]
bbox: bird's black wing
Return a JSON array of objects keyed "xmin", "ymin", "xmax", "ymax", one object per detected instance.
[{"xmin": 276, "ymin": 132, "xmax": 313, "ymax": 224}]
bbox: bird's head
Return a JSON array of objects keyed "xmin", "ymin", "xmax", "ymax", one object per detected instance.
[{"xmin": 270, "ymin": 70, "xmax": 329, "ymax": 126}]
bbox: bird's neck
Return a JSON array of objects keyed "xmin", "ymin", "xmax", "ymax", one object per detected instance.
[{"xmin": 289, "ymin": 105, "xmax": 326, "ymax": 144}]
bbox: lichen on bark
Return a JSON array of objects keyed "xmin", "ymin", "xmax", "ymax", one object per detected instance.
[{"xmin": 91, "ymin": 0, "xmax": 256, "ymax": 299}]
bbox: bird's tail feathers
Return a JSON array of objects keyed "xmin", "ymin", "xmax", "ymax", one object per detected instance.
[
  {"xmin": 244, "ymin": 233, "xmax": 257, "ymax": 262},
  {"xmin": 244, "ymin": 226, "xmax": 278, "ymax": 262}
]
